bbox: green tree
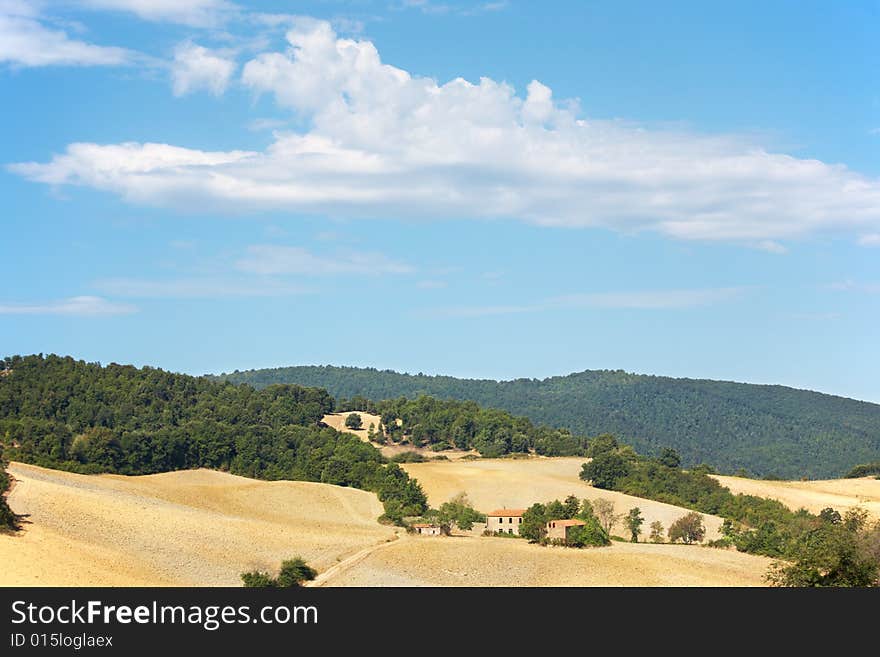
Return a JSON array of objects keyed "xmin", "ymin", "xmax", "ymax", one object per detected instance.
[
  {"xmin": 563, "ymin": 494, "xmax": 580, "ymax": 519},
  {"xmin": 586, "ymin": 433, "xmax": 619, "ymax": 458},
  {"xmin": 241, "ymin": 571, "xmax": 276, "ymax": 588},
  {"xmin": 345, "ymin": 413, "xmax": 363, "ymax": 430},
  {"xmin": 624, "ymin": 507, "xmax": 644, "ymax": 542},
  {"xmin": 668, "ymin": 512, "xmax": 706, "ymax": 544},
  {"xmin": 436, "ymin": 492, "xmax": 485, "ymax": 531},
  {"xmin": 276, "ymin": 557, "xmax": 317, "ymax": 588},
  {"xmin": 819, "ymin": 507, "xmax": 842, "ymax": 525},
  {"xmin": 767, "ymin": 522, "xmax": 879, "ymax": 587},
  {"xmin": 566, "ymin": 519, "xmax": 610, "ymax": 548},
  {"xmin": 0, "ymin": 449, "xmax": 18, "ymax": 531},
  {"xmin": 580, "ymin": 452, "xmax": 631, "ymax": 489},
  {"xmin": 658, "ymin": 447, "xmax": 681, "ymax": 469},
  {"xmin": 520, "ymin": 503, "xmax": 548, "ymax": 542},
  {"xmin": 649, "ymin": 520, "xmax": 664, "ymax": 543}
]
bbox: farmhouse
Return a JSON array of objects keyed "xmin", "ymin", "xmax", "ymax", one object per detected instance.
[
  {"xmin": 546, "ymin": 518, "xmax": 586, "ymax": 542},
  {"xmin": 412, "ymin": 523, "xmax": 442, "ymax": 536},
  {"xmin": 486, "ymin": 509, "xmax": 525, "ymax": 535}
]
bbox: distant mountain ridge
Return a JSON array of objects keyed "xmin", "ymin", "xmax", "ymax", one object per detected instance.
[{"xmin": 214, "ymin": 365, "xmax": 880, "ymax": 479}]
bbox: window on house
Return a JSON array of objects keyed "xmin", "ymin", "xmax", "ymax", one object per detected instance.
[{"xmin": 508, "ymin": 517, "xmax": 512, "ymax": 523}]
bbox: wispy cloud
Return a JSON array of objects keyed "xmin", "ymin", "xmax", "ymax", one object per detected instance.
[
  {"xmin": 423, "ymin": 287, "xmax": 746, "ymax": 318},
  {"xmin": 416, "ymin": 279, "xmax": 448, "ymax": 289},
  {"xmin": 235, "ymin": 245, "xmax": 414, "ymax": 276},
  {"xmin": 13, "ymin": 19, "xmax": 880, "ymax": 247},
  {"xmin": 0, "ymin": 1, "xmax": 135, "ymax": 67},
  {"xmin": 0, "ymin": 295, "xmax": 137, "ymax": 316},
  {"xmin": 74, "ymin": 0, "xmax": 238, "ymax": 28},
  {"xmin": 94, "ymin": 277, "xmax": 311, "ymax": 299},
  {"xmin": 858, "ymin": 233, "xmax": 880, "ymax": 247}
]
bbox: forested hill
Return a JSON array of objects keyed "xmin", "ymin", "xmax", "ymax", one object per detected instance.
[{"xmin": 215, "ymin": 365, "xmax": 880, "ymax": 479}]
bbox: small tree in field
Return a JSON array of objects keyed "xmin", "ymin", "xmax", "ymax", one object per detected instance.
[
  {"xmin": 668, "ymin": 512, "xmax": 706, "ymax": 544},
  {"xmin": 649, "ymin": 521, "xmax": 665, "ymax": 543},
  {"xmin": 624, "ymin": 507, "xmax": 644, "ymax": 542},
  {"xmin": 241, "ymin": 556, "xmax": 317, "ymax": 588},
  {"xmin": 345, "ymin": 413, "xmax": 363, "ymax": 430},
  {"xmin": 276, "ymin": 557, "xmax": 317, "ymax": 587},
  {"xmin": 593, "ymin": 498, "xmax": 622, "ymax": 535}
]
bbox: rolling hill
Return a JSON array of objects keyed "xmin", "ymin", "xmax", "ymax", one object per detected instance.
[{"xmin": 215, "ymin": 365, "xmax": 880, "ymax": 479}]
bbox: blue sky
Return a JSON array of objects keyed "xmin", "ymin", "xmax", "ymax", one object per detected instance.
[{"xmin": 1, "ymin": 0, "xmax": 878, "ymax": 401}]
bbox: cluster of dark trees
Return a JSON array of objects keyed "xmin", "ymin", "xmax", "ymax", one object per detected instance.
[
  {"xmin": 217, "ymin": 364, "xmax": 880, "ymax": 478},
  {"xmin": 0, "ymin": 450, "xmax": 16, "ymax": 530},
  {"xmin": 343, "ymin": 395, "xmax": 590, "ymax": 457},
  {"xmin": 241, "ymin": 557, "xmax": 317, "ymax": 588},
  {"xmin": 0, "ymin": 355, "xmax": 426, "ymax": 523},
  {"xmin": 846, "ymin": 461, "xmax": 880, "ymax": 478},
  {"xmin": 519, "ymin": 495, "xmax": 610, "ymax": 547},
  {"xmin": 580, "ymin": 439, "xmax": 880, "ymax": 585}
]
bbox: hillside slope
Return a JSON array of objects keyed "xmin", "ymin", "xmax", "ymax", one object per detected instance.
[
  {"xmin": 0, "ymin": 463, "xmax": 393, "ymax": 586},
  {"xmin": 216, "ymin": 365, "xmax": 880, "ymax": 478}
]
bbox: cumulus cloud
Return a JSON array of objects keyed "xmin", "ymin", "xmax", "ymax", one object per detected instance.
[
  {"xmin": 424, "ymin": 287, "xmax": 746, "ymax": 318},
  {"xmin": 0, "ymin": 295, "xmax": 137, "ymax": 316},
  {"xmin": 171, "ymin": 42, "xmax": 235, "ymax": 96},
  {"xmin": 235, "ymin": 245, "xmax": 413, "ymax": 276},
  {"xmin": 75, "ymin": 0, "xmax": 237, "ymax": 28},
  {"xmin": 10, "ymin": 19, "xmax": 880, "ymax": 245},
  {"xmin": 0, "ymin": 1, "xmax": 133, "ymax": 67}
]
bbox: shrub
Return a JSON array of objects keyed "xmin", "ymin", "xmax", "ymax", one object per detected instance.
[
  {"xmin": 345, "ymin": 413, "xmax": 363, "ymax": 430},
  {"xmin": 668, "ymin": 512, "xmax": 706, "ymax": 544},
  {"xmin": 241, "ymin": 556, "xmax": 317, "ymax": 588}
]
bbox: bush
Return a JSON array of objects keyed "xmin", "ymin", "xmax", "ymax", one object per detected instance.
[
  {"xmin": 566, "ymin": 519, "xmax": 611, "ymax": 548},
  {"xmin": 668, "ymin": 512, "xmax": 706, "ymax": 544},
  {"xmin": 241, "ymin": 557, "xmax": 317, "ymax": 588},
  {"xmin": 345, "ymin": 413, "xmax": 363, "ymax": 430}
]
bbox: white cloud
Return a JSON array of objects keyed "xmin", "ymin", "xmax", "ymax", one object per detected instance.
[
  {"xmin": 417, "ymin": 279, "xmax": 448, "ymax": 289},
  {"xmin": 247, "ymin": 117, "xmax": 287, "ymax": 131},
  {"xmin": 94, "ymin": 277, "xmax": 310, "ymax": 298},
  {"xmin": 753, "ymin": 240, "xmax": 788, "ymax": 254},
  {"xmin": 172, "ymin": 41, "xmax": 235, "ymax": 97},
  {"xmin": 858, "ymin": 233, "xmax": 880, "ymax": 247},
  {"xmin": 235, "ymin": 245, "xmax": 413, "ymax": 276},
  {"xmin": 11, "ymin": 19, "xmax": 880, "ymax": 246},
  {"xmin": 0, "ymin": 1, "xmax": 133, "ymax": 67},
  {"xmin": 75, "ymin": 0, "xmax": 237, "ymax": 28},
  {"xmin": 0, "ymin": 295, "xmax": 137, "ymax": 316},
  {"xmin": 425, "ymin": 287, "xmax": 745, "ymax": 318}
]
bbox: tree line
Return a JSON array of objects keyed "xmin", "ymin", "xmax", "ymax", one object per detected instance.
[
  {"xmin": 580, "ymin": 438, "xmax": 880, "ymax": 586},
  {"xmin": 0, "ymin": 355, "xmax": 426, "ymax": 523},
  {"xmin": 216, "ymin": 364, "xmax": 880, "ymax": 478},
  {"xmin": 339, "ymin": 395, "xmax": 591, "ymax": 457}
]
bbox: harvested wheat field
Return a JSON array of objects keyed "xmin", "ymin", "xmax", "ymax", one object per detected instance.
[
  {"xmin": 323, "ymin": 412, "xmax": 479, "ymax": 461},
  {"xmin": 713, "ymin": 475, "xmax": 880, "ymax": 519},
  {"xmin": 402, "ymin": 457, "xmax": 724, "ymax": 541},
  {"xmin": 320, "ymin": 535, "xmax": 773, "ymax": 587},
  {"xmin": 0, "ymin": 462, "xmax": 394, "ymax": 587}
]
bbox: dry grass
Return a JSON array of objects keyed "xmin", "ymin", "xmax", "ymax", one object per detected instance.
[
  {"xmin": 713, "ymin": 475, "xmax": 880, "ymax": 519},
  {"xmin": 0, "ymin": 462, "xmax": 394, "ymax": 587},
  {"xmin": 402, "ymin": 457, "xmax": 725, "ymax": 541},
  {"xmin": 321, "ymin": 535, "xmax": 773, "ymax": 587}
]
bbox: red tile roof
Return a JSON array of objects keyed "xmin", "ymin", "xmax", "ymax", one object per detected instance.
[
  {"xmin": 487, "ymin": 509, "xmax": 525, "ymax": 517},
  {"xmin": 547, "ymin": 519, "xmax": 586, "ymax": 527},
  {"xmin": 412, "ymin": 523, "xmax": 439, "ymax": 528}
]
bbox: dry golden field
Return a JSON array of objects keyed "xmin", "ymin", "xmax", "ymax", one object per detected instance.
[
  {"xmin": 0, "ymin": 462, "xmax": 394, "ymax": 586},
  {"xmin": 712, "ymin": 475, "xmax": 880, "ymax": 519},
  {"xmin": 318, "ymin": 535, "xmax": 773, "ymax": 587},
  {"xmin": 402, "ymin": 457, "xmax": 725, "ymax": 540}
]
